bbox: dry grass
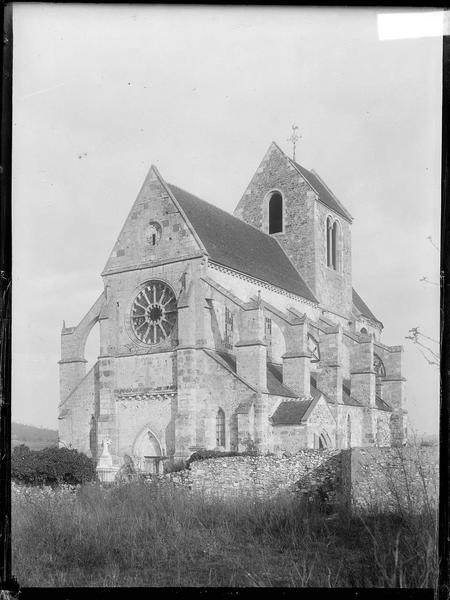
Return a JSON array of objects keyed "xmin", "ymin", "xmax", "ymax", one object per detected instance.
[{"xmin": 11, "ymin": 479, "xmax": 438, "ymax": 588}]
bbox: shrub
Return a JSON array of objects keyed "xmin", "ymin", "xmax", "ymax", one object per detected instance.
[
  {"xmin": 11, "ymin": 444, "xmax": 96, "ymax": 486},
  {"xmin": 186, "ymin": 449, "xmax": 260, "ymax": 467}
]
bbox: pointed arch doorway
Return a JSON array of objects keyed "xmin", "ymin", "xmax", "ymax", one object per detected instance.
[{"xmin": 133, "ymin": 427, "xmax": 163, "ymax": 474}]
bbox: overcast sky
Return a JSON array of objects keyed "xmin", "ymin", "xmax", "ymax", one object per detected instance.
[{"xmin": 12, "ymin": 5, "xmax": 441, "ymax": 435}]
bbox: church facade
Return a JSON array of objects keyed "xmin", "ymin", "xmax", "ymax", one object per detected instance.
[{"xmin": 58, "ymin": 142, "xmax": 407, "ymax": 472}]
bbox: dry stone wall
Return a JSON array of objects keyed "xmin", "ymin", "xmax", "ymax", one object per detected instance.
[
  {"xmin": 167, "ymin": 446, "xmax": 438, "ymax": 513},
  {"xmin": 344, "ymin": 445, "xmax": 438, "ymax": 513},
  {"xmin": 185, "ymin": 450, "xmax": 343, "ymax": 501}
]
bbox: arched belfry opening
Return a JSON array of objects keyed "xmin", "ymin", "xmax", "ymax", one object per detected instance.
[{"xmin": 268, "ymin": 192, "xmax": 283, "ymax": 234}]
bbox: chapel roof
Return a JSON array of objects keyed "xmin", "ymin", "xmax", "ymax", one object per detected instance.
[
  {"xmin": 352, "ymin": 289, "xmax": 382, "ymax": 325},
  {"xmin": 375, "ymin": 396, "xmax": 392, "ymax": 412},
  {"xmin": 271, "ymin": 399, "xmax": 314, "ymax": 425},
  {"xmin": 215, "ymin": 352, "xmax": 298, "ymax": 398},
  {"xmin": 168, "ymin": 184, "xmax": 317, "ymax": 303},
  {"xmin": 267, "ymin": 362, "xmax": 301, "ymax": 398}
]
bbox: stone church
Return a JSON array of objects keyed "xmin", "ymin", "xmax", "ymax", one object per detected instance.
[{"xmin": 58, "ymin": 142, "xmax": 407, "ymax": 472}]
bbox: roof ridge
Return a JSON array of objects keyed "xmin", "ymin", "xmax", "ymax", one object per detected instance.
[
  {"xmin": 291, "ymin": 160, "xmax": 353, "ymax": 222},
  {"xmin": 167, "ymin": 181, "xmax": 318, "ymax": 303},
  {"xmin": 168, "ymin": 182, "xmax": 291, "ymax": 243},
  {"xmin": 272, "ymin": 143, "xmax": 353, "ymax": 222},
  {"xmin": 309, "ymin": 168, "xmax": 354, "ymax": 221},
  {"xmin": 168, "ymin": 182, "xmax": 237, "ymax": 220}
]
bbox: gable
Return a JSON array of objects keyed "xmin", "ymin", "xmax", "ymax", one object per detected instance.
[
  {"xmin": 288, "ymin": 158, "xmax": 353, "ymax": 222},
  {"xmin": 235, "ymin": 141, "xmax": 352, "ymax": 224},
  {"xmin": 102, "ymin": 168, "xmax": 203, "ymax": 275},
  {"xmin": 168, "ymin": 183, "xmax": 317, "ymax": 302}
]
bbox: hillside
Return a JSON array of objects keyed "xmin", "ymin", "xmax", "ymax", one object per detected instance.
[{"xmin": 12, "ymin": 422, "xmax": 58, "ymax": 450}]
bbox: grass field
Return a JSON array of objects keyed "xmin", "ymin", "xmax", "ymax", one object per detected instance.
[{"xmin": 11, "ymin": 479, "xmax": 438, "ymax": 587}]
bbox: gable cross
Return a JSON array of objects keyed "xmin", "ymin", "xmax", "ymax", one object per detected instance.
[{"xmin": 287, "ymin": 124, "xmax": 301, "ymax": 162}]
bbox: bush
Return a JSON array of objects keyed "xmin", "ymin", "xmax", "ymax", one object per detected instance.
[{"xmin": 11, "ymin": 444, "xmax": 96, "ymax": 486}]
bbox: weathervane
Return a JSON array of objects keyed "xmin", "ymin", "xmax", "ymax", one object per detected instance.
[{"xmin": 287, "ymin": 124, "xmax": 301, "ymax": 162}]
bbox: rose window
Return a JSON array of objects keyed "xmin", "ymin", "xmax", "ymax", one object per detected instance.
[{"xmin": 131, "ymin": 280, "xmax": 177, "ymax": 344}]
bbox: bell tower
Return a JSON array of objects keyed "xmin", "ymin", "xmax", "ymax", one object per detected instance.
[{"xmin": 233, "ymin": 141, "xmax": 353, "ymax": 319}]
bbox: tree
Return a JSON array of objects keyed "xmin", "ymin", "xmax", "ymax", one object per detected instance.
[
  {"xmin": 405, "ymin": 236, "xmax": 440, "ymax": 367},
  {"xmin": 405, "ymin": 327, "xmax": 439, "ymax": 367}
]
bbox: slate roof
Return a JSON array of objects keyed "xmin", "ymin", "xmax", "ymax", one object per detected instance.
[
  {"xmin": 266, "ymin": 362, "xmax": 299, "ymax": 398},
  {"xmin": 312, "ymin": 376, "xmax": 362, "ymax": 408},
  {"xmin": 215, "ymin": 352, "xmax": 298, "ymax": 398},
  {"xmin": 168, "ymin": 184, "xmax": 317, "ymax": 303},
  {"xmin": 352, "ymin": 289, "xmax": 381, "ymax": 325},
  {"xmin": 342, "ymin": 389, "xmax": 363, "ymax": 407},
  {"xmin": 375, "ymin": 396, "xmax": 392, "ymax": 412},
  {"xmin": 271, "ymin": 400, "xmax": 314, "ymax": 425},
  {"xmin": 290, "ymin": 160, "xmax": 353, "ymax": 222}
]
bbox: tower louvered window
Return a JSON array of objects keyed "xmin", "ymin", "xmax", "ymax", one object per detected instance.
[{"xmin": 224, "ymin": 307, "xmax": 234, "ymax": 350}]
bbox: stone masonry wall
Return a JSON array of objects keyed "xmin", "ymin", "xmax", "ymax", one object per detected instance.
[
  {"xmin": 58, "ymin": 364, "xmax": 98, "ymax": 455},
  {"xmin": 174, "ymin": 446, "xmax": 438, "ymax": 513},
  {"xmin": 344, "ymin": 445, "xmax": 438, "ymax": 513},
  {"xmin": 187, "ymin": 451, "xmax": 343, "ymax": 501}
]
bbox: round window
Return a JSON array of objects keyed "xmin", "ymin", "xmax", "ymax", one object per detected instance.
[{"xmin": 131, "ymin": 280, "xmax": 177, "ymax": 344}]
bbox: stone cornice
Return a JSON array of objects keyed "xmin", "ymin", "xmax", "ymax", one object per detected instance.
[
  {"xmin": 235, "ymin": 339, "xmax": 267, "ymax": 348},
  {"xmin": 281, "ymin": 351, "xmax": 311, "ymax": 359},
  {"xmin": 351, "ymin": 370, "xmax": 376, "ymax": 376},
  {"xmin": 58, "ymin": 358, "xmax": 87, "ymax": 365},
  {"xmin": 115, "ymin": 348, "xmax": 176, "ymax": 358},
  {"xmin": 101, "ymin": 252, "xmax": 205, "ymax": 277},
  {"xmin": 115, "ymin": 388, "xmax": 176, "ymax": 402}
]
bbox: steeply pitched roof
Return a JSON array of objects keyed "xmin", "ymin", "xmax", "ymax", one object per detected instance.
[
  {"xmin": 352, "ymin": 289, "xmax": 382, "ymax": 325},
  {"xmin": 342, "ymin": 389, "xmax": 363, "ymax": 407},
  {"xmin": 215, "ymin": 352, "xmax": 298, "ymax": 398},
  {"xmin": 375, "ymin": 396, "xmax": 392, "ymax": 412},
  {"xmin": 289, "ymin": 159, "xmax": 353, "ymax": 222},
  {"xmin": 168, "ymin": 184, "xmax": 317, "ymax": 303},
  {"xmin": 271, "ymin": 399, "xmax": 314, "ymax": 425},
  {"xmin": 266, "ymin": 362, "xmax": 299, "ymax": 398}
]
